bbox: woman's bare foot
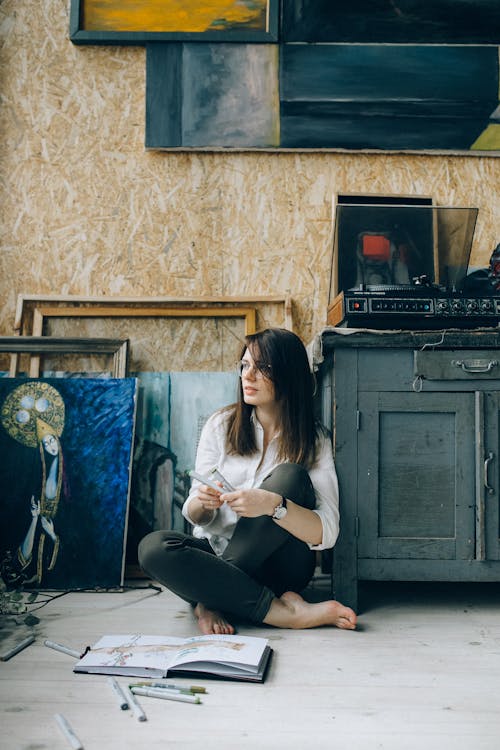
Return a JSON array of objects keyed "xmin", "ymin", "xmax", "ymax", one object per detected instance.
[
  {"xmin": 263, "ymin": 591, "xmax": 357, "ymax": 630},
  {"xmin": 193, "ymin": 603, "xmax": 235, "ymax": 635}
]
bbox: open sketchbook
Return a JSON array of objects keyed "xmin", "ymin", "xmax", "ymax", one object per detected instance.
[{"xmin": 74, "ymin": 634, "xmax": 272, "ymax": 683}]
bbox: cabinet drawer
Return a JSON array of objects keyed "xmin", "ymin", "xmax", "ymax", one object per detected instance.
[{"xmin": 414, "ymin": 349, "xmax": 500, "ymax": 380}]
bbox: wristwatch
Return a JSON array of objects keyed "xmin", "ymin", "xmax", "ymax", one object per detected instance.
[{"xmin": 272, "ymin": 496, "xmax": 288, "ymax": 520}]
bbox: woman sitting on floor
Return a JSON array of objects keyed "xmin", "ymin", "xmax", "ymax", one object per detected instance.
[{"xmin": 139, "ymin": 327, "xmax": 357, "ymax": 634}]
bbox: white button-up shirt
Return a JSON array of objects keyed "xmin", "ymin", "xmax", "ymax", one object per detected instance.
[{"xmin": 183, "ymin": 409, "xmax": 339, "ymax": 553}]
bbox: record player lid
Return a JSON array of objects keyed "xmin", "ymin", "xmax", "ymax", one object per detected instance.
[{"xmin": 333, "ymin": 203, "xmax": 478, "ymax": 295}]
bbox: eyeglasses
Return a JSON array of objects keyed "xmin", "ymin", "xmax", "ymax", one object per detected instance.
[{"xmin": 237, "ymin": 359, "xmax": 273, "ymax": 379}]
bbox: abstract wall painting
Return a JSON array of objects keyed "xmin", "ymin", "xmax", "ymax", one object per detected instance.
[
  {"xmin": 279, "ymin": 44, "xmax": 499, "ymax": 152},
  {"xmin": 146, "ymin": 43, "xmax": 280, "ymax": 149},
  {"xmin": 71, "ymin": 0, "xmax": 278, "ymax": 42},
  {"xmin": 281, "ymin": 0, "xmax": 500, "ymax": 44},
  {"xmin": 0, "ymin": 378, "xmax": 137, "ymax": 590}
]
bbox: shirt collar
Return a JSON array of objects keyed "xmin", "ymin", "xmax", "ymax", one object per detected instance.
[
  {"xmin": 250, "ymin": 409, "xmax": 261, "ymax": 429},
  {"xmin": 250, "ymin": 409, "xmax": 280, "ymax": 439}
]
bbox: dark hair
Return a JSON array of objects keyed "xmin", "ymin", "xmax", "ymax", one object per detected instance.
[{"xmin": 225, "ymin": 328, "xmax": 318, "ymax": 467}]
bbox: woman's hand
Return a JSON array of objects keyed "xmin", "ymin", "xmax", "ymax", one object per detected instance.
[
  {"xmin": 223, "ymin": 489, "xmax": 281, "ymax": 518},
  {"xmin": 197, "ymin": 484, "xmax": 224, "ymax": 512},
  {"xmin": 187, "ymin": 483, "xmax": 224, "ymax": 525}
]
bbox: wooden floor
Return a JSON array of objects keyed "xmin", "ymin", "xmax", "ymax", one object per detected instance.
[{"xmin": 1, "ymin": 577, "xmax": 500, "ymax": 750}]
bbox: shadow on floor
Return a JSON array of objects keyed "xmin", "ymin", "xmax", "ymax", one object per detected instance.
[
  {"xmin": 357, "ymin": 580, "xmax": 500, "ymax": 614},
  {"xmin": 303, "ymin": 575, "xmax": 500, "ymax": 614}
]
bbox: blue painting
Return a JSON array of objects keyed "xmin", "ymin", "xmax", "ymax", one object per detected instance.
[
  {"xmin": 0, "ymin": 378, "xmax": 137, "ymax": 590},
  {"xmin": 129, "ymin": 371, "xmax": 238, "ymax": 548}
]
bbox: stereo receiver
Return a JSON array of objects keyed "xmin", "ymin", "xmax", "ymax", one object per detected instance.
[{"xmin": 328, "ymin": 288, "xmax": 500, "ymax": 329}]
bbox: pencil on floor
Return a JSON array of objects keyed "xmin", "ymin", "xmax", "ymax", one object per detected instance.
[
  {"xmin": 131, "ymin": 686, "xmax": 201, "ymax": 704},
  {"xmin": 0, "ymin": 635, "xmax": 35, "ymax": 661},
  {"xmin": 54, "ymin": 713, "xmax": 84, "ymax": 750},
  {"xmin": 125, "ymin": 686, "xmax": 147, "ymax": 721},
  {"xmin": 107, "ymin": 676, "xmax": 129, "ymax": 710},
  {"xmin": 44, "ymin": 639, "xmax": 82, "ymax": 659},
  {"xmin": 129, "ymin": 681, "xmax": 206, "ymax": 695}
]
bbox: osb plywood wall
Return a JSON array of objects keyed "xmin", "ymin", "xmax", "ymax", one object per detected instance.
[{"xmin": 1, "ymin": 0, "xmax": 499, "ymax": 371}]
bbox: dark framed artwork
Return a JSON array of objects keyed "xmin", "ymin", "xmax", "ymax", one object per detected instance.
[
  {"xmin": 281, "ymin": 0, "xmax": 500, "ymax": 44},
  {"xmin": 70, "ymin": 0, "xmax": 279, "ymax": 43},
  {"xmin": 0, "ymin": 378, "xmax": 137, "ymax": 590},
  {"xmin": 278, "ymin": 44, "xmax": 499, "ymax": 152}
]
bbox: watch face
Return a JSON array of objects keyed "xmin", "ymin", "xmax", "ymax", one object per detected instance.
[{"xmin": 273, "ymin": 506, "xmax": 287, "ymax": 520}]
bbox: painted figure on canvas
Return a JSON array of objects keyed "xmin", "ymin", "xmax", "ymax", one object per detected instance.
[
  {"xmin": 0, "ymin": 378, "xmax": 136, "ymax": 591},
  {"xmin": 1, "ymin": 382, "xmax": 66, "ymax": 585}
]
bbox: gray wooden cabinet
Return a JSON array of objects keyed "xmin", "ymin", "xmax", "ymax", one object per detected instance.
[{"xmin": 313, "ymin": 329, "xmax": 500, "ymax": 610}]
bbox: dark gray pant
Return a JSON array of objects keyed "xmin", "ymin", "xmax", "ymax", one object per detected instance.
[{"xmin": 138, "ymin": 463, "xmax": 317, "ymax": 623}]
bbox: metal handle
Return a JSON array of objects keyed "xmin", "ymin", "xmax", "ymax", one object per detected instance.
[
  {"xmin": 452, "ymin": 359, "xmax": 498, "ymax": 374},
  {"xmin": 484, "ymin": 451, "xmax": 495, "ymax": 495}
]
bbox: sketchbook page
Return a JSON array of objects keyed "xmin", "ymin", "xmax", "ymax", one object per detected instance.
[
  {"xmin": 75, "ymin": 634, "xmax": 185, "ymax": 674},
  {"xmin": 170, "ymin": 634, "xmax": 269, "ymax": 672},
  {"xmin": 171, "ymin": 646, "xmax": 272, "ymax": 681}
]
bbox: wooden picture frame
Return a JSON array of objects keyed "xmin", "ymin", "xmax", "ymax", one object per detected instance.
[
  {"xmin": 12, "ymin": 294, "xmax": 293, "ymax": 373},
  {"xmin": 70, "ymin": 0, "xmax": 279, "ymax": 44},
  {"xmin": 24, "ymin": 306, "xmax": 257, "ymax": 373},
  {"xmin": 0, "ymin": 337, "xmax": 129, "ymax": 378},
  {"xmin": 31, "ymin": 306, "xmax": 257, "ymax": 337},
  {"xmin": 14, "ymin": 295, "xmax": 293, "ymax": 336}
]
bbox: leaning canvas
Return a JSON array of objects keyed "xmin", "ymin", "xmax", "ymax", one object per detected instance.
[{"xmin": 0, "ymin": 378, "xmax": 137, "ymax": 590}]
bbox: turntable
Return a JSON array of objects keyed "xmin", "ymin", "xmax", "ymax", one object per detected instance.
[{"xmin": 327, "ymin": 201, "xmax": 500, "ymax": 330}]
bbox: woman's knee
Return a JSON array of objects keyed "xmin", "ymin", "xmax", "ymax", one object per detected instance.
[
  {"xmin": 260, "ymin": 463, "xmax": 316, "ymax": 509},
  {"xmin": 138, "ymin": 530, "xmax": 185, "ymax": 573}
]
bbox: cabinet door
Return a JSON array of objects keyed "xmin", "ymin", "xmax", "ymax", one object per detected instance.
[
  {"xmin": 357, "ymin": 392, "xmax": 475, "ymax": 560},
  {"xmin": 484, "ymin": 392, "xmax": 500, "ymax": 560}
]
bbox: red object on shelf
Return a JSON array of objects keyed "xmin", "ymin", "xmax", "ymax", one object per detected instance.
[{"xmin": 362, "ymin": 234, "xmax": 391, "ymax": 261}]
